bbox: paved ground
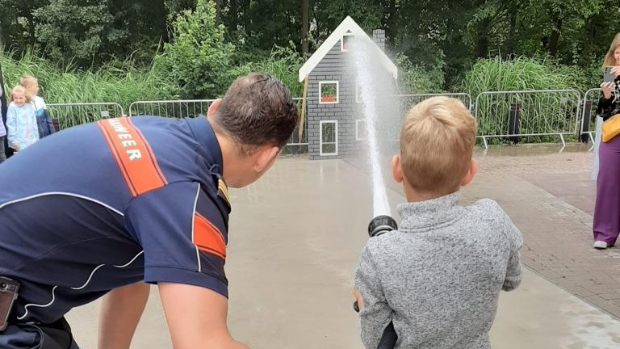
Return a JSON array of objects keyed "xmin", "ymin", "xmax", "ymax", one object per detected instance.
[
  {"xmin": 64, "ymin": 144, "xmax": 620, "ymax": 348},
  {"xmin": 470, "ymin": 144, "xmax": 620, "ymax": 320}
]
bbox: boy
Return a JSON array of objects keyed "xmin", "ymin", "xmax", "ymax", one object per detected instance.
[
  {"xmin": 354, "ymin": 97, "xmax": 522, "ymax": 349},
  {"xmin": 20, "ymin": 75, "xmax": 56, "ymax": 138}
]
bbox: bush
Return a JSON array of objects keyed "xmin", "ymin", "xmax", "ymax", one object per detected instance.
[
  {"xmin": 394, "ymin": 53, "xmax": 445, "ymax": 94},
  {"xmin": 232, "ymin": 44, "xmax": 305, "ymax": 98},
  {"xmin": 156, "ymin": 0, "xmax": 235, "ymax": 99}
]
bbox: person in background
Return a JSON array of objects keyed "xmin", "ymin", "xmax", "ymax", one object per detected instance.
[
  {"xmin": 593, "ymin": 32, "xmax": 620, "ymax": 250},
  {"xmin": 20, "ymin": 75, "xmax": 55, "ymax": 138},
  {"xmin": 0, "ymin": 64, "xmax": 11, "ymax": 160},
  {"xmin": 6, "ymin": 85, "xmax": 38, "ymax": 152}
]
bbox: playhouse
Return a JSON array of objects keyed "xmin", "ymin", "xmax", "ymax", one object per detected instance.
[{"xmin": 298, "ymin": 16, "xmax": 398, "ymax": 160}]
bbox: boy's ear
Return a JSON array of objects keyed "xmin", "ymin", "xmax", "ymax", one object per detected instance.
[
  {"xmin": 460, "ymin": 159, "xmax": 478, "ymax": 187},
  {"xmin": 391, "ymin": 154, "xmax": 404, "ymax": 183}
]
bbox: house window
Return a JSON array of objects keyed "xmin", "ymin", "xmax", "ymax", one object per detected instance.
[
  {"xmin": 342, "ymin": 33, "xmax": 354, "ymax": 52},
  {"xmin": 319, "ymin": 81, "xmax": 339, "ymax": 104},
  {"xmin": 355, "ymin": 119, "xmax": 367, "ymax": 141},
  {"xmin": 356, "ymin": 84, "xmax": 363, "ymax": 103},
  {"xmin": 320, "ymin": 120, "xmax": 338, "ymax": 156}
]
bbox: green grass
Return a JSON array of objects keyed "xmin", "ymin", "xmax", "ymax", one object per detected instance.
[
  {"xmin": 2, "ymin": 53, "xmax": 176, "ymax": 105},
  {"xmin": 461, "ymin": 57, "xmax": 576, "ymax": 96},
  {"xmin": 1, "ymin": 52, "xmax": 176, "ymax": 128}
]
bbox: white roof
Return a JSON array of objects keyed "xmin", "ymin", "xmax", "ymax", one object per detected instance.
[{"xmin": 298, "ymin": 16, "xmax": 398, "ymax": 82}]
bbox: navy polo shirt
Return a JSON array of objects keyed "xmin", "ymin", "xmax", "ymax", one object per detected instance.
[{"xmin": 0, "ymin": 116, "xmax": 231, "ymax": 324}]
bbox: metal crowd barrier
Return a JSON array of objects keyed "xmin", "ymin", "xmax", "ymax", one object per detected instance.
[
  {"xmin": 474, "ymin": 89, "xmax": 582, "ymax": 151},
  {"xmin": 128, "ymin": 99, "xmax": 217, "ymax": 118},
  {"xmin": 375, "ymin": 93, "xmax": 474, "ymax": 144},
  {"xmin": 44, "ymin": 89, "xmax": 607, "ymax": 153},
  {"xmin": 128, "ymin": 97, "xmax": 309, "ymax": 153},
  {"xmin": 581, "ymin": 88, "xmax": 602, "ymax": 151},
  {"xmin": 47, "ymin": 102, "xmax": 124, "ymax": 130}
]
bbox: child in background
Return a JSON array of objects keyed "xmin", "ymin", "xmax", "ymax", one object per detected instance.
[
  {"xmin": 7, "ymin": 85, "xmax": 39, "ymax": 152},
  {"xmin": 353, "ymin": 97, "xmax": 522, "ymax": 349},
  {"xmin": 21, "ymin": 74, "xmax": 55, "ymax": 138}
]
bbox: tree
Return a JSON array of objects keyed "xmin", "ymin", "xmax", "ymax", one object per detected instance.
[
  {"xmin": 165, "ymin": 0, "xmax": 198, "ymax": 17},
  {"xmin": 157, "ymin": 0, "xmax": 235, "ymax": 98},
  {"xmin": 227, "ymin": 0, "xmax": 302, "ymax": 54},
  {"xmin": 312, "ymin": 0, "xmax": 384, "ymax": 41},
  {"xmin": 33, "ymin": 0, "xmax": 116, "ymax": 67},
  {"xmin": 0, "ymin": 0, "xmax": 616, "ymax": 93},
  {"xmin": 301, "ymin": 0, "xmax": 309, "ymax": 54},
  {"xmin": 0, "ymin": 0, "xmax": 49, "ymax": 56},
  {"xmin": 107, "ymin": 0, "xmax": 168, "ymax": 64}
]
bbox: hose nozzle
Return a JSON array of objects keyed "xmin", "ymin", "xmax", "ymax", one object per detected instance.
[{"xmin": 367, "ymin": 215, "xmax": 398, "ymax": 237}]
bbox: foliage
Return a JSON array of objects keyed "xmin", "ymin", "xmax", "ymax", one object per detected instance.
[
  {"xmin": 394, "ymin": 53, "xmax": 444, "ymax": 94},
  {"xmin": 232, "ymin": 44, "xmax": 306, "ymax": 98},
  {"xmin": 157, "ymin": 0, "xmax": 235, "ymax": 98},
  {"xmin": 33, "ymin": 0, "xmax": 116, "ymax": 67},
  {"xmin": 0, "ymin": 0, "xmax": 49, "ymax": 57},
  {"xmin": 0, "ymin": 0, "xmax": 168, "ymax": 68},
  {"xmin": 0, "ymin": 0, "xmax": 619, "ymax": 103}
]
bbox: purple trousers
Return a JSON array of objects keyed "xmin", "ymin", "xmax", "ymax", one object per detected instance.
[{"xmin": 594, "ymin": 134, "xmax": 620, "ymax": 245}]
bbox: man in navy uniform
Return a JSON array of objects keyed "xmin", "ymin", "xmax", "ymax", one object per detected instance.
[{"xmin": 0, "ymin": 73, "xmax": 298, "ymax": 349}]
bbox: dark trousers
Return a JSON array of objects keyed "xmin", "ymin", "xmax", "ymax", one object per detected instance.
[{"xmin": 0, "ymin": 318, "xmax": 79, "ymax": 349}]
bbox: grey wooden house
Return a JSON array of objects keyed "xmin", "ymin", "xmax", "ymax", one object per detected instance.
[{"xmin": 298, "ymin": 16, "xmax": 398, "ymax": 160}]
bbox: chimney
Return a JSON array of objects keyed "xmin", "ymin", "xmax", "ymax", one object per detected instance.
[{"xmin": 372, "ymin": 29, "xmax": 386, "ymax": 51}]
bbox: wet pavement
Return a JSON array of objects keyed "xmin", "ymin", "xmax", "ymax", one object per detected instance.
[{"xmin": 66, "ymin": 145, "xmax": 620, "ymax": 348}]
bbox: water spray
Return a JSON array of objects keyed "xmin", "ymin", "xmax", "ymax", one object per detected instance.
[{"xmin": 349, "ymin": 37, "xmax": 399, "ymax": 349}]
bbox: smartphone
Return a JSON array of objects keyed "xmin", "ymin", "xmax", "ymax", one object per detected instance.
[
  {"xmin": 604, "ymin": 66, "xmax": 615, "ymax": 83},
  {"xmin": 0, "ymin": 276, "xmax": 20, "ymax": 331}
]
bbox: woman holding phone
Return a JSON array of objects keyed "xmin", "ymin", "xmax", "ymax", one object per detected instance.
[{"xmin": 593, "ymin": 32, "xmax": 620, "ymax": 249}]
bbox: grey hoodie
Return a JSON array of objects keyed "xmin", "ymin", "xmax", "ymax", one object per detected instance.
[{"xmin": 355, "ymin": 192, "xmax": 522, "ymax": 349}]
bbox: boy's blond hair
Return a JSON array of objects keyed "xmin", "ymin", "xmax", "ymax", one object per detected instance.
[
  {"xmin": 400, "ymin": 96, "xmax": 477, "ymax": 195},
  {"xmin": 20, "ymin": 75, "xmax": 39, "ymax": 95}
]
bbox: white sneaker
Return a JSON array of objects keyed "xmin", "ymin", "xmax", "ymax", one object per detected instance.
[{"xmin": 593, "ymin": 241, "xmax": 608, "ymax": 249}]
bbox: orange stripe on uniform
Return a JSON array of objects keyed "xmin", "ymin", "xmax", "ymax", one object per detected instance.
[
  {"xmin": 98, "ymin": 117, "xmax": 167, "ymax": 197},
  {"xmin": 193, "ymin": 213, "xmax": 227, "ymax": 260}
]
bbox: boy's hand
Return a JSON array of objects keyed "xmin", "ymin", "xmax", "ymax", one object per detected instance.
[
  {"xmin": 11, "ymin": 144, "xmax": 19, "ymax": 151},
  {"xmin": 353, "ymin": 288, "xmax": 364, "ymax": 311}
]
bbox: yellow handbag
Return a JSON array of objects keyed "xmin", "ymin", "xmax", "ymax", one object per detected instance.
[{"xmin": 602, "ymin": 114, "xmax": 620, "ymax": 142}]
